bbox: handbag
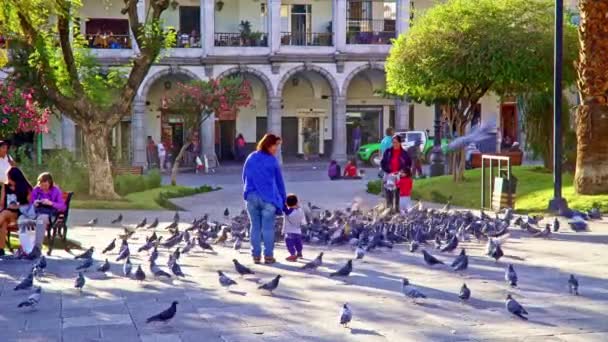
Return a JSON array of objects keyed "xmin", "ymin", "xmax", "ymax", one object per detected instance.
[
  {"xmin": 18, "ymin": 219, "xmax": 37, "ymax": 254},
  {"xmin": 36, "ymin": 204, "xmax": 58, "ymax": 217}
]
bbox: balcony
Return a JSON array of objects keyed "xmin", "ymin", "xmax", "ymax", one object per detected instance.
[
  {"xmin": 213, "ymin": 0, "xmax": 270, "ymax": 55},
  {"xmin": 281, "ymin": 32, "xmax": 333, "ymax": 47},
  {"xmin": 214, "ymin": 32, "xmax": 268, "ymax": 47},
  {"xmin": 85, "ymin": 33, "xmax": 132, "ymax": 49},
  {"xmin": 347, "ymin": 19, "xmax": 395, "ymax": 45}
]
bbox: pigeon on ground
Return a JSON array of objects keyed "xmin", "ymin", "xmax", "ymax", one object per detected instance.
[
  {"xmin": 214, "ymin": 228, "xmax": 229, "ymax": 245},
  {"xmin": 14, "ymin": 272, "xmax": 34, "ymax": 291},
  {"xmin": 302, "ymin": 252, "xmax": 323, "ymax": 270},
  {"xmin": 588, "ymin": 207, "xmax": 602, "ymax": 220},
  {"xmin": 18, "ymin": 287, "xmax": 42, "ymax": 309},
  {"xmin": 116, "ymin": 245, "xmax": 130, "ymax": 262},
  {"xmin": 224, "ymin": 208, "xmax": 230, "ymax": 218},
  {"xmin": 505, "ymin": 294, "xmax": 528, "ymax": 320},
  {"xmin": 85, "ymin": 218, "xmax": 98, "ymax": 227},
  {"xmin": 329, "ymin": 260, "xmax": 353, "ymax": 277},
  {"xmin": 74, "ymin": 247, "xmax": 94, "ymax": 260},
  {"xmin": 167, "ymin": 248, "xmax": 180, "ymax": 267},
  {"xmin": 402, "ymin": 278, "xmax": 427, "ymax": 301},
  {"xmin": 217, "ymin": 270, "xmax": 237, "ymax": 288},
  {"xmin": 135, "ymin": 265, "xmax": 146, "ymax": 282},
  {"xmin": 409, "ymin": 241, "xmax": 419, "ymax": 253},
  {"xmin": 146, "ymin": 301, "xmax": 178, "ymax": 323},
  {"xmin": 452, "ymin": 250, "xmax": 469, "ymax": 272},
  {"xmin": 76, "ymin": 257, "xmax": 94, "ymax": 271},
  {"xmin": 505, "ymin": 264, "xmax": 518, "ymax": 287},
  {"xmin": 136, "ymin": 217, "xmax": 147, "ymax": 229},
  {"xmin": 568, "ymin": 217, "xmax": 588, "ymax": 232},
  {"xmin": 111, "ymin": 214, "xmax": 123, "ymax": 225},
  {"xmin": 258, "ymin": 275, "xmax": 282, "ymax": 294},
  {"xmin": 149, "ymin": 246, "xmax": 159, "ymax": 264},
  {"xmin": 440, "ymin": 236, "xmax": 459, "ymax": 253},
  {"xmin": 150, "ymin": 261, "xmax": 171, "ymax": 278},
  {"xmin": 355, "ymin": 245, "xmax": 365, "ymax": 260},
  {"xmin": 147, "ymin": 218, "xmax": 159, "ymax": 229},
  {"xmin": 181, "ymin": 238, "xmax": 196, "ymax": 255},
  {"xmin": 568, "ymin": 274, "xmax": 579, "ymax": 295},
  {"xmin": 232, "ymin": 259, "xmax": 255, "ymax": 276},
  {"xmin": 163, "ymin": 221, "xmax": 178, "ymax": 231},
  {"xmin": 171, "ymin": 262, "xmax": 185, "ymax": 277},
  {"xmin": 422, "ymin": 250, "xmax": 444, "ymax": 266},
  {"xmin": 197, "ymin": 237, "xmax": 214, "ymax": 252},
  {"xmin": 451, "ymin": 249, "xmax": 467, "ymax": 268},
  {"xmin": 552, "ymin": 217, "xmax": 560, "ymax": 232},
  {"xmin": 123, "ymin": 257, "xmax": 132, "ymax": 277},
  {"xmin": 459, "ymin": 283, "xmax": 471, "ymax": 302},
  {"xmin": 339, "ymin": 304, "xmax": 352, "ymax": 328},
  {"xmin": 97, "ymin": 259, "xmax": 111, "ymax": 273},
  {"xmin": 173, "ymin": 212, "xmax": 180, "ymax": 223},
  {"xmin": 433, "ymin": 236, "xmax": 442, "ymax": 250},
  {"xmin": 533, "ymin": 225, "xmax": 551, "ymax": 238},
  {"xmin": 33, "ymin": 256, "xmax": 47, "ymax": 276},
  {"xmin": 75, "ymin": 272, "xmax": 86, "ymax": 292},
  {"xmin": 233, "ymin": 236, "xmax": 242, "ymax": 251},
  {"xmin": 138, "ymin": 239, "xmax": 155, "ymax": 253},
  {"xmin": 102, "ymin": 239, "xmax": 116, "ymax": 254}
]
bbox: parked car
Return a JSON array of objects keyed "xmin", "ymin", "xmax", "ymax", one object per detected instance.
[{"xmin": 357, "ymin": 130, "xmax": 450, "ymax": 167}]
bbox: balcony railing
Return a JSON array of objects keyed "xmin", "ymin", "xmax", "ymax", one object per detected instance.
[
  {"xmin": 346, "ymin": 19, "xmax": 396, "ymax": 45},
  {"xmin": 281, "ymin": 32, "xmax": 333, "ymax": 47},
  {"xmin": 85, "ymin": 33, "xmax": 132, "ymax": 49},
  {"xmin": 214, "ymin": 32, "xmax": 268, "ymax": 47}
]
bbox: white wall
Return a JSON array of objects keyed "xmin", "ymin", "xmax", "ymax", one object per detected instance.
[
  {"xmin": 236, "ymin": 76, "xmax": 268, "ymax": 143},
  {"xmin": 215, "ymin": 0, "xmax": 269, "ymax": 33},
  {"xmin": 80, "ymin": 0, "xmax": 126, "ymax": 19},
  {"xmin": 159, "ymin": 0, "xmax": 200, "ymax": 30}
]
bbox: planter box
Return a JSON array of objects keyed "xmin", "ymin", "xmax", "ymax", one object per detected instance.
[{"xmin": 112, "ymin": 166, "xmax": 144, "ymax": 176}]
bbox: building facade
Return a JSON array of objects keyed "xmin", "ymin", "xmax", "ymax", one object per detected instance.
[{"xmin": 25, "ymin": 0, "xmax": 514, "ymax": 165}]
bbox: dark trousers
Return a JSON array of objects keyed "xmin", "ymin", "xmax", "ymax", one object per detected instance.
[
  {"xmin": 412, "ymin": 159, "xmax": 423, "ymax": 177},
  {"xmin": 285, "ymin": 233, "xmax": 303, "ymax": 256},
  {"xmin": 385, "ymin": 189, "xmax": 400, "ymax": 213}
]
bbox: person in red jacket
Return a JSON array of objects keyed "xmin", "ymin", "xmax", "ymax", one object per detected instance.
[
  {"xmin": 397, "ymin": 168, "xmax": 413, "ymax": 213},
  {"xmin": 343, "ymin": 159, "xmax": 360, "ymax": 179}
]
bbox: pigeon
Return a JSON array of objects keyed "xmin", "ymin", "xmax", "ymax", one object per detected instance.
[
  {"xmin": 197, "ymin": 237, "xmax": 214, "ymax": 252},
  {"xmin": 232, "ymin": 259, "xmax": 255, "ymax": 276},
  {"xmin": 76, "ymin": 257, "xmax": 94, "ymax": 271},
  {"xmin": 181, "ymin": 238, "xmax": 196, "ymax": 255},
  {"xmin": 214, "ymin": 228, "xmax": 228, "ymax": 245},
  {"xmin": 587, "ymin": 207, "xmax": 602, "ymax": 220},
  {"xmin": 149, "ymin": 246, "xmax": 159, "ymax": 264},
  {"xmin": 451, "ymin": 249, "xmax": 467, "ymax": 268},
  {"xmin": 533, "ymin": 225, "xmax": 551, "ymax": 238},
  {"xmin": 74, "ymin": 247, "xmax": 94, "ymax": 260},
  {"xmin": 568, "ymin": 274, "xmax": 579, "ymax": 295},
  {"xmin": 123, "ymin": 257, "xmax": 133, "ymax": 277},
  {"xmin": 146, "ymin": 301, "xmax": 178, "ymax": 323},
  {"xmin": 111, "ymin": 214, "xmax": 123, "ymax": 224},
  {"xmin": 136, "ymin": 217, "xmax": 147, "ymax": 229},
  {"xmin": 459, "ymin": 283, "xmax": 471, "ymax": 302},
  {"xmin": 433, "ymin": 236, "xmax": 442, "ymax": 250},
  {"xmin": 135, "ymin": 265, "xmax": 146, "ymax": 282},
  {"xmin": 505, "ymin": 294, "xmax": 528, "ymax": 320},
  {"xmin": 422, "ymin": 250, "xmax": 444, "ymax": 266},
  {"xmin": 119, "ymin": 239, "xmax": 129, "ymax": 254},
  {"xmin": 217, "ymin": 270, "xmax": 237, "ymax": 288},
  {"xmin": 552, "ymin": 217, "xmax": 560, "ymax": 232},
  {"xmin": 18, "ymin": 287, "xmax": 42, "ymax": 309},
  {"xmin": 440, "ymin": 236, "xmax": 459, "ymax": 253},
  {"xmin": 138, "ymin": 239, "xmax": 155, "ymax": 253},
  {"xmin": 163, "ymin": 221, "xmax": 178, "ymax": 231},
  {"xmin": 355, "ymin": 245, "xmax": 365, "ymax": 260},
  {"xmin": 14, "ymin": 272, "xmax": 34, "ymax": 291},
  {"xmin": 74, "ymin": 272, "xmax": 86, "ymax": 291},
  {"xmin": 97, "ymin": 259, "xmax": 111, "ymax": 273},
  {"xmin": 171, "ymin": 262, "xmax": 185, "ymax": 277},
  {"xmin": 505, "ymin": 264, "xmax": 518, "ymax": 287},
  {"xmin": 224, "ymin": 208, "xmax": 230, "ymax": 218},
  {"xmin": 233, "ymin": 236, "xmax": 242, "ymax": 251},
  {"xmin": 452, "ymin": 250, "xmax": 469, "ymax": 272},
  {"xmin": 173, "ymin": 212, "xmax": 180, "ymax": 223},
  {"xmin": 568, "ymin": 217, "xmax": 588, "ymax": 232},
  {"xmin": 409, "ymin": 241, "xmax": 419, "ymax": 253},
  {"xmin": 302, "ymin": 252, "xmax": 323, "ymax": 270},
  {"xmin": 102, "ymin": 239, "xmax": 116, "ymax": 254},
  {"xmin": 150, "ymin": 261, "xmax": 171, "ymax": 278},
  {"xmin": 258, "ymin": 275, "xmax": 282, "ymax": 294},
  {"xmin": 147, "ymin": 218, "xmax": 159, "ymax": 229},
  {"xmin": 339, "ymin": 304, "xmax": 352, "ymax": 328},
  {"xmin": 329, "ymin": 260, "xmax": 353, "ymax": 277},
  {"xmin": 167, "ymin": 248, "xmax": 181, "ymax": 267},
  {"xmin": 116, "ymin": 245, "xmax": 130, "ymax": 262},
  {"xmin": 85, "ymin": 218, "xmax": 98, "ymax": 227},
  {"xmin": 401, "ymin": 278, "xmax": 427, "ymax": 301},
  {"xmin": 33, "ymin": 256, "xmax": 47, "ymax": 275}
]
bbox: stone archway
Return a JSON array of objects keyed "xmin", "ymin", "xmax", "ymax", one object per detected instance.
[
  {"xmin": 277, "ymin": 64, "xmax": 340, "ymax": 98},
  {"xmin": 217, "ymin": 66, "xmax": 275, "ymax": 98},
  {"xmin": 138, "ymin": 66, "xmax": 201, "ymax": 99},
  {"xmin": 341, "ymin": 62, "xmax": 385, "ymax": 96}
]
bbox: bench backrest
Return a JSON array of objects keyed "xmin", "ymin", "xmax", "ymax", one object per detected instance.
[{"xmin": 60, "ymin": 191, "xmax": 74, "ymax": 220}]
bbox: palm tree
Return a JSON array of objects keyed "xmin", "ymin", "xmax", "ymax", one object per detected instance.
[{"xmin": 574, "ymin": 0, "xmax": 608, "ymax": 194}]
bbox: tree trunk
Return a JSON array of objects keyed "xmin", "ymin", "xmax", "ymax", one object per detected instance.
[
  {"xmin": 170, "ymin": 142, "xmax": 192, "ymax": 186},
  {"xmin": 82, "ymin": 123, "xmax": 120, "ymax": 199},
  {"xmin": 451, "ymin": 121, "xmax": 467, "ymax": 182},
  {"xmin": 574, "ymin": 0, "xmax": 608, "ymax": 194}
]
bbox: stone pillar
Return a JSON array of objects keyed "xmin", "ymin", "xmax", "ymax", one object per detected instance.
[
  {"xmin": 202, "ymin": 0, "xmax": 215, "ymax": 56},
  {"xmin": 201, "ymin": 112, "xmax": 217, "ymax": 168},
  {"xmin": 131, "ymin": 97, "xmax": 146, "ymax": 167},
  {"xmin": 61, "ymin": 116, "xmax": 76, "ymax": 152},
  {"xmin": 269, "ymin": 0, "xmax": 282, "ymax": 54},
  {"xmin": 396, "ymin": 0, "xmax": 411, "ymax": 36},
  {"xmin": 131, "ymin": 0, "xmax": 146, "ymax": 53},
  {"xmin": 334, "ymin": 0, "xmax": 347, "ymax": 51},
  {"xmin": 395, "ymin": 99, "xmax": 409, "ymax": 131},
  {"xmin": 332, "ymin": 96, "xmax": 347, "ymax": 162},
  {"xmin": 268, "ymin": 96, "xmax": 283, "ymax": 163}
]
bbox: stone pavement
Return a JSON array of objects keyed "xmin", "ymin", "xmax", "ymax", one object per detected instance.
[{"xmin": 1, "ymin": 213, "xmax": 607, "ymax": 342}]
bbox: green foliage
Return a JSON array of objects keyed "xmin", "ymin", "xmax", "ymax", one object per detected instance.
[
  {"xmin": 154, "ymin": 185, "xmax": 218, "ymax": 210},
  {"xmin": 113, "ymin": 171, "xmax": 163, "ymax": 197},
  {"xmin": 144, "ymin": 169, "xmax": 162, "ymax": 189}
]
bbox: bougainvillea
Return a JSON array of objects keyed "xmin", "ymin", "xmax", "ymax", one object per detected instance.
[{"xmin": 0, "ymin": 79, "xmax": 50, "ymax": 137}]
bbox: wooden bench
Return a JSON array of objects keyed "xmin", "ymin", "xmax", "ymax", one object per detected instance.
[
  {"xmin": 471, "ymin": 151, "xmax": 523, "ymax": 169},
  {"xmin": 6, "ymin": 191, "xmax": 74, "ymax": 256},
  {"xmin": 112, "ymin": 166, "xmax": 144, "ymax": 176}
]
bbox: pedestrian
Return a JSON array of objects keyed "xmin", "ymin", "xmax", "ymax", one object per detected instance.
[
  {"xmin": 242, "ymin": 133, "xmax": 286, "ymax": 264},
  {"xmin": 397, "ymin": 168, "xmax": 413, "ymax": 213},
  {"xmin": 157, "ymin": 141, "xmax": 167, "ymax": 172},
  {"xmin": 0, "ymin": 140, "xmax": 16, "ymax": 184},
  {"xmin": 378, "ymin": 127, "xmax": 394, "ymax": 179},
  {"xmin": 235, "ymin": 134, "xmax": 246, "ymax": 162},
  {"xmin": 408, "ymin": 139, "xmax": 423, "ymax": 178},
  {"xmin": 343, "ymin": 159, "xmax": 361, "ymax": 179},
  {"xmin": 283, "ymin": 193, "xmax": 305, "ymax": 262},
  {"xmin": 146, "ymin": 136, "xmax": 157, "ymax": 169},
  {"xmin": 352, "ymin": 124, "xmax": 362, "ymax": 154},
  {"xmin": 0, "ymin": 167, "xmax": 32, "ymax": 256},
  {"xmin": 380, "ymin": 134, "xmax": 411, "ymax": 213},
  {"xmin": 327, "ymin": 160, "xmax": 341, "ymax": 180}
]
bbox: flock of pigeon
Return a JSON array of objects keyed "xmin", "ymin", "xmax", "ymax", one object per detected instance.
[{"xmin": 9, "ymin": 202, "xmax": 600, "ymax": 328}]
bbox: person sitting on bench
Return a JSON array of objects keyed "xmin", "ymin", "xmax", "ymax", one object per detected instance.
[{"xmin": 0, "ymin": 167, "xmax": 33, "ymax": 256}]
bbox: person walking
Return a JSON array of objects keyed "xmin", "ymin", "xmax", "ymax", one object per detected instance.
[
  {"xmin": 0, "ymin": 140, "xmax": 16, "ymax": 184},
  {"xmin": 235, "ymin": 134, "xmax": 246, "ymax": 162},
  {"xmin": 283, "ymin": 194, "xmax": 305, "ymax": 262},
  {"xmin": 380, "ymin": 135, "xmax": 411, "ymax": 213},
  {"xmin": 146, "ymin": 136, "xmax": 158, "ymax": 169},
  {"xmin": 408, "ymin": 139, "xmax": 423, "ymax": 178},
  {"xmin": 352, "ymin": 124, "xmax": 362, "ymax": 155},
  {"xmin": 157, "ymin": 141, "xmax": 167, "ymax": 172},
  {"xmin": 242, "ymin": 133, "xmax": 286, "ymax": 265}
]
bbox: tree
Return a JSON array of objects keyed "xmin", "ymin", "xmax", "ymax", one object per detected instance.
[
  {"xmin": 0, "ymin": 79, "xmax": 50, "ymax": 137},
  {"xmin": 166, "ymin": 77, "xmax": 252, "ymax": 185},
  {"xmin": 386, "ymin": 0, "xmax": 577, "ymax": 181},
  {"xmin": 574, "ymin": 1, "xmax": 608, "ymax": 194},
  {"xmin": 0, "ymin": 0, "xmax": 174, "ymax": 199}
]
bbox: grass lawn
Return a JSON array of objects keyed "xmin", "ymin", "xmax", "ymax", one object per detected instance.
[
  {"xmin": 71, "ymin": 185, "xmax": 218, "ymax": 210},
  {"xmin": 368, "ymin": 166, "xmax": 608, "ymax": 213}
]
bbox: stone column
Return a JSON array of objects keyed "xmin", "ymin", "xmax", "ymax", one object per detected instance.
[
  {"xmin": 268, "ymin": 96, "xmax": 283, "ymax": 163},
  {"xmin": 332, "ymin": 96, "xmax": 347, "ymax": 162},
  {"xmin": 269, "ymin": 0, "xmax": 282, "ymax": 54},
  {"xmin": 130, "ymin": 0, "xmax": 146, "ymax": 53},
  {"xmin": 202, "ymin": 0, "xmax": 215, "ymax": 56},
  {"xmin": 396, "ymin": 0, "xmax": 411, "ymax": 36},
  {"xmin": 61, "ymin": 116, "xmax": 76, "ymax": 152},
  {"xmin": 201, "ymin": 112, "xmax": 217, "ymax": 168},
  {"xmin": 131, "ymin": 97, "xmax": 146, "ymax": 167},
  {"xmin": 395, "ymin": 99, "xmax": 409, "ymax": 131},
  {"xmin": 334, "ymin": 0, "xmax": 347, "ymax": 51}
]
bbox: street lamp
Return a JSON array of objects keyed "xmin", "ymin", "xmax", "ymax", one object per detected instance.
[
  {"xmin": 548, "ymin": 0, "xmax": 568, "ymax": 212},
  {"xmin": 429, "ymin": 101, "xmax": 445, "ymax": 177}
]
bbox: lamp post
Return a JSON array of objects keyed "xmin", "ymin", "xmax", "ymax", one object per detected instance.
[
  {"xmin": 548, "ymin": 0, "xmax": 568, "ymax": 212},
  {"xmin": 430, "ymin": 102, "xmax": 445, "ymax": 177}
]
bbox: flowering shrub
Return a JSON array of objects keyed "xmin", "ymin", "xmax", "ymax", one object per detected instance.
[{"xmin": 0, "ymin": 80, "xmax": 50, "ymax": 137}]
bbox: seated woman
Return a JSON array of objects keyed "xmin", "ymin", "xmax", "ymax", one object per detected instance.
[
  {"xmin": 343, "ymin": 159, "xmax": 362, "ymax": 179},
  {"xmin": 327, "ymin": 160, "xmax": 341, "ymax": 180},
  {"xmin": 24, "ymin": 172, "xmax": 66, "ymax": 251},
  {"xmin": 0, "ymin": 167, "xmax": 33, "ymax": 256}
]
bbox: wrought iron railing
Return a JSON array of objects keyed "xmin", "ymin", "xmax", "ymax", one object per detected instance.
[
  {"xmin": 214, "ymin": 32, "xmax": 268, "ymax": 47},
  {"xmin": 85, "ymin": 34, "xmax": 132, "ymax": 49},
  {"xmin": 346, "ymin": 19, "xmax": 396, "ymax": 44},
  {"xmin": 280, "ymin": 32, "xmax": 333, "ymax": 46}
]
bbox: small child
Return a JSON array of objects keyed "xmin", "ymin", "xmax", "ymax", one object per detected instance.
[
  {"xmin": 397, "ymin": 168, "xmax": 413, "ymax": 213},
  {"xmin": 283, "ymin": 194, "xmax": 305, "ymax": 261},
  {"xmin": 343, "ymin": 159, "xmax": 360, "ymax": 178}
]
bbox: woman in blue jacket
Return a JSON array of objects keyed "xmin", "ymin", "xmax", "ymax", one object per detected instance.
[{"xmin": 242, "ymin": 134, "xmax": 286, "ymax": 264}]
